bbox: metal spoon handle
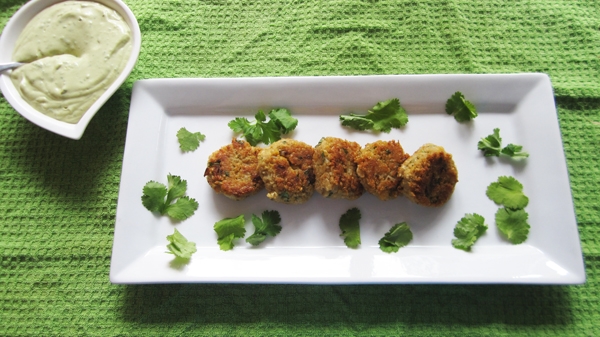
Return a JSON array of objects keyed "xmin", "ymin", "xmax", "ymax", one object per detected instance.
[{"xmin": 0, "ymin": 62, "xmax": 24, "ymax": 73}]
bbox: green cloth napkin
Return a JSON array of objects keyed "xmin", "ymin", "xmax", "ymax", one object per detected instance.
[{"xmin": 1, "ymin": 0, "xmax": 599, "ymax": 336}]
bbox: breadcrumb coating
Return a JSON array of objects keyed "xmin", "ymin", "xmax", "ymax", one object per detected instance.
[
  {"xmin": 313, "ymin": 137, "xmax": 364, "ymax": 200},
  {"xmin": 204, "ymin": 139, "xmax": 264, "ymax": 200},
  {"xmin": 398, "ymin": 143, "xmax": 458, "ymax": 207},
  {"xmin": 206, "ymin": 137, "xmax": 459, "ymax": 207},
  {"xmin": 355, "ymin": 140, "xmax": 409, "ymax": 201},
  {"xmin": 258, "ymin": 139, "xmax": 315, "ymax": 204}
]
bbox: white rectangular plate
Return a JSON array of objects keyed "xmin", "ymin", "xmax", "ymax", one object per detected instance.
[{"xmin": 110, "ymin": 74, "xmax": 585, "ymax": 284}]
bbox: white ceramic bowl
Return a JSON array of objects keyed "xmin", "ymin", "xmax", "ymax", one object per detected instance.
[{"xmin": 0, "ymin": 0, "xmax": 141, "ymax": 139}]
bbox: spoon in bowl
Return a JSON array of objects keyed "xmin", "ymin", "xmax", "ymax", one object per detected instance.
[{"xmin": 0, "ymin": 62, "xmax": 25, "ymax": 73}]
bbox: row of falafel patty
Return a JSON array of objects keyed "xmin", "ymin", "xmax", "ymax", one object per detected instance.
[{"xmin": 204, "ymin": 137, "xmax": 459, "ymax": 207}]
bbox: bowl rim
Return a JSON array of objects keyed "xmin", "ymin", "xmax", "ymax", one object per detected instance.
[{"xmin": 0, "ymin": 0, "xmax": 141, "ymax": 140}]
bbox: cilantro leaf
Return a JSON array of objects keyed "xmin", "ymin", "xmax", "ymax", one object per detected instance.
[
  {"xmin": 165, "ymin": 197, "xmax": 199, "ymax": 221},
  {"xmin": 251, "ymin": 110, "xmax": 280, "ymax": 144},
  {"xmin": 228, "ymin": 117, "xmax": 256, "ymax": 144},
  {"xmin": 495, "ymin": 207, "xmax": 530, "ymax": 244},
  {"xmin": 368, "ymin": 99, "xmax": 409, "ymax": 132},
  {"xmin": 228, "ymin": 117, "xmax": 251, "ymax": 134},
  {"xmin": 141, "ymin": 174, "xmax": 199, "ymax": 221},
  {"xmin": 340, "ymin": 98, "xmax": 408, "ymax": 133},
  {"xmin": 269, "ymin": 108, "xmax": 298, "ymax": 134},
  {"xmin": 258, "ymin": 119, "xmax": 282, "ymax": 145},
  {"xmin": 445, "ymin": 91, "xmax": 477, "ymax": 122},
  {"xmin": 246, "ymin": 210, "xmax": 282, "ymax": 246},
  {"xmin": 486, "ymin": 176, "xmax": 529, "ymax": 209},
  {"xmin": 214, "ymin": 215, "xmax": 246, "ymax": 251},
  {"xmin": 478, "ymin": 128, "xmax": 529, "ymax": 159},
  {"xmin": 339, "ymin": 207, "xmax": 361, "ymax": 249},
  {"xmin": 501, "ymin": 144, "xmax": 529, "ymax": 158},
  {"xmin": 176, "ymin": 127, "xmax": 205, "ymax": 152},
  {"xmin": 228, "ymin": 109, "xmax": 298, "ymax": 146},
  {"xmin": 255, "ymin": 110, "xmax": 267, "ymax": 122},
  {"xmin": 451, "ymin": 213, "xmax": 488, "ymax": 251},
  {"xmin": 141, "ymin": 181, "xmax": 167, "ymax": 212},
  {"xmin": 166, "ymin": 174, "xmax": 187, "ymax": 203},
  {"xmin": 379, "ymin": 222, "xmax": 413, "ymax": 253},
  {"xmin": 477, "ymin": 128, "xmax": 502, "ymax": 157},
  {"xmin": 339, "ymin": 115, "xmax": 375, "ymax": 131},
  {"xmin": 166, "ymin": 228, "xmax": 197, "ymax": 259},
  {"xmin": 246, "ymin": 232, "xmax": 266, "ymax": 246}
]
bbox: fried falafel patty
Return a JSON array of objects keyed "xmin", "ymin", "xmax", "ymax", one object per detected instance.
[
  {"xmin": 355, "ymin": 140, "xmax": 409, "ymax": 201},
  {"xmin": 398, "ymin": 143, "xmax": 458, "ymax": 207},
  {"xmin": 313, "ymin": 137, "xmax": 364, "ymax": 200},
  {"xmin": 258, "ymin": 139, "xmax": 315, "ymax": 204},
  {"xmin": 204, "ymin": 139, "xmax": 264, "ymax": 200}
]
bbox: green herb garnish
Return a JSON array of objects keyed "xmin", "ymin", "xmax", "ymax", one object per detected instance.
[
  {"xmin": 445, "ymin": 91, "xmax": 477, "ymax": 122},
  {"xmin": 141, "ymin": 174, "xmax": 199, "ymax": 221},
  {"xmin": 487, "ymin": 176, "xmax": 530, "ymax": 244},
  {"xmin": 477, "ymin": 128, "xmax": 503, "ymax": 156},
  {"xmin": 500, "ymin": 143, "xmax": 529, "ymax": 158},
  {"xmin": 486, "ymin": 176, "xmax": 529, "ymax": 209},
  {"xmin": 246, "ymin": 210, "xmax": 282, "ymax": 246},
  {"xmin": 228, "ymin": 108, "xmax": 297, "ymax": 146},
  {"xmin": 451, "ymin": 213, "xmax": 488, "ymax": 251},
  {"xmin": 478, "ymin": 128, "xmax": 528, "ymax": 158},
  {"xmin": 166, "ymin": 228, "xmax": 197, "ymax": 259},
  {"xmin": 339, "ymin": 207, "xmax": 361, "ymax": 249},
  {"xmin": 495, "ymin": 207, "xmax": 530, "ymax": 244},
  {"xmin": 177, "ymin": 127, "xmax": 205, "ymax": 152},
  {"xmin": 340, "ymin": 98, "xmax": 408, "ymax": 133},
  {"xmin": 379, "ymin": 222, "xmax": 413, "ymax": 253},
  {"xmin": 214, "ymin": 215, "xmax": 246, "ymax": 251}
]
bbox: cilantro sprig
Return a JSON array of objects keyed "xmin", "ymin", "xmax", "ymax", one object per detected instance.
[
  {"xmin": 486, "ymin": 176, "xmax": 529, "ymax": 209},
  {"xmin": 340, "ymin": 98, "xmax": 408, "ymax": 133},
  {"xmin": 177, "ymin": 127, "xmax": 205, "ymax": 152},
  {"xmin": 214, "ymin": 215, "xmax": 246, "ymax": 251},
  {"xmin": 246, "ymin": 210, "xmax": 282, "ymax": 246},
  {"xmin": 339, "ymin": 207, "xmax": 361, "ymax": 249},
  {"xmin": 486, "ymin": 176, "xmax": 530, "ymax": 244},
  {"xmin": 166, "ymin": 228, "xmax": 197, "ymax": 259},
  {"xmin": 478, "ymin": 128, "xmax": 529, "ymax": 158},
  {"xmin": 500, "ymin": 144, "xmax": 529, "ymax": 158},
  {"xmin": 141, "ymin": 174, "xmax": 199, "ymax": 221},
  {"xmin": 451, "ymin": 213, "xmax": 488, "ymax": 251},
  {"xmin": 445, "ymin": 91, "xmax": 477, "ymax": 122},
  {"xmin": 379, "ymin": 222, "xmax": 413, "ymax": 253},
  {"xmin": 477, "ymin": 128, "xmax": 502, "ymax": 156},
  {"xmin": 228, "ymin": 108, "xmax": 297, "ymax": 146},
  {"xmin": 494, "ymin": 208, "xmax": 530, "ymax": 244}
]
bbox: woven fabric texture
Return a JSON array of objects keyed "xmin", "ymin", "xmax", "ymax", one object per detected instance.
[{"xmin": 1, "ymin": 0, "xmax": 599, "ymax": 336}]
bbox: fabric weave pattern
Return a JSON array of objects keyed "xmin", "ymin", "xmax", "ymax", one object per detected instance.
[{"xmin": 1, "ymin": 1, "xmax": 599, "ymax": 336}]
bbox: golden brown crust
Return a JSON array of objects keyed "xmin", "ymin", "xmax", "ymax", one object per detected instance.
[
  {"xmin": 398, "ymin": 143, "xmax": 458, "ymax": 207},
  {"xmin": 204, "ymin": 139, "xmax": 264, "ymax": 200},
  {"xmin": 354, "ymin": 140, "xmax": 409, "ymax": 201},
  {"xmin": 258, "ymin": 139, "xmax": 315, "ymax": 204},
  {"xmin": 313, "ymin": 137, "xmax": 364, "ymax": 200}
]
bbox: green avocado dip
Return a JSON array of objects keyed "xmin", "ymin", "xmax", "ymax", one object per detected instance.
[{"xmin": 10, "ymin": 1, "xmax": 132, "ymax": 124}]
